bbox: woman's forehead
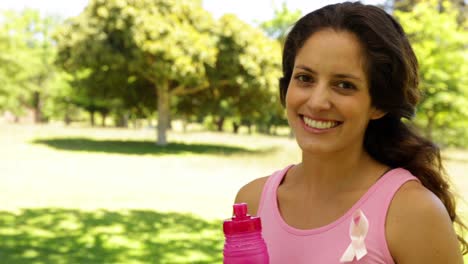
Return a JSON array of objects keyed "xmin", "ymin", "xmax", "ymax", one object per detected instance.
[{"xmin": 294, "ymin": 29, "xmax": 367, "ymax": 77}]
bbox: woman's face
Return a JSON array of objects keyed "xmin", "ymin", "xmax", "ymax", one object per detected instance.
[{"xmin": 286, "ymin": 28, "xmax": 384, "ymax": 155}]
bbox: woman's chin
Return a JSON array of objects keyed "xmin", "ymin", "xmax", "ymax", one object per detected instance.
[{"xmin": 296, "ymin": 139, "xmax": 336, "ymax": 154}]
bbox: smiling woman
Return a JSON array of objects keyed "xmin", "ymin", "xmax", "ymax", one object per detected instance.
[
  {"xmin": 234, "ymin": 2, "xmax": 467, "ymax": 264},
  {"xmin": 286, "ymin": 29, "xmax": 384, "ymax": 155}
]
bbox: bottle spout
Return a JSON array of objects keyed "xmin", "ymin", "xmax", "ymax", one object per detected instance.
[
  {"xmin": 233, "ymin": 203, "xmax": 248, "ymax": 219},
  {"xmin": 224, "ymin": 203, "xmax": 262, "ymax": 235}
]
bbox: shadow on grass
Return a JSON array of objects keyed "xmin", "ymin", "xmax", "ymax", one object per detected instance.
[
  {"xmin": 32, "ymin": 137, "xmax": 272, "ymax": 156},
  {"xmin": 0, "ymin": 209, "xmax": 223, "ymax": 264}
]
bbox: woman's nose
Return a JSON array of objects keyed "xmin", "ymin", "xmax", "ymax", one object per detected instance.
[{"xmin": 305, "ymin": 82, "xmax": 332, "ymax": 111}]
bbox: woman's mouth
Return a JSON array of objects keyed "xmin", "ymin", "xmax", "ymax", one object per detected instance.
[{"xmin": 301, "ymin": 115, "xmax": 342, "ymax": 129}]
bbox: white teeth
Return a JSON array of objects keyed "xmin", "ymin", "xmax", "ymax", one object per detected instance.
[{"xmin": 303, "ymin": 116, "xmax": 338, "ymax": 129}]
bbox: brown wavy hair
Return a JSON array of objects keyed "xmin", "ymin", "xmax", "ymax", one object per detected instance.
[{"xmin": 279, "ymin": 2, "xmax": 467, "ymax": 254}]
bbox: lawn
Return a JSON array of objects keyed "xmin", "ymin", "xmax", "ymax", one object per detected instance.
[{"xmin": 0, "ymin": 123, "xmax": 466, "ymax": 263}]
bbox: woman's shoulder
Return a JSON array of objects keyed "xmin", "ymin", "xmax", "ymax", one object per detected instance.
[
  {"xmin": 386, "ymin": 180, "xmax": 463, "ymax": 263},
  {"xmin": 234, "ymin": 176, "xmax": 270, "ymax": 216}
]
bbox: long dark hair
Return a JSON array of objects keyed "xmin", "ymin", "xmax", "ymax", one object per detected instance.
[{"xmin": 280, "ymin": 2, "xmax": 467, "ymax": 254}]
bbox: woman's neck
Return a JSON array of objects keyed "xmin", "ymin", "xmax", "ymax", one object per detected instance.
[{"xmin": 286, "ymin": 147, "xmax": 385, "ymax": 198}]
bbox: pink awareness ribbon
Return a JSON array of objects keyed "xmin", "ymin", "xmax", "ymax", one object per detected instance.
[{"xmin": 340, "ymin": 209, "xmax": 369, "ymax": 262}]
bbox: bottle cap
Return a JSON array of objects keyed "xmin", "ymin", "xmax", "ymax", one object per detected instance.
[{"xmin": 223, "ymin": 203, "xmax": 262, "ymax": 235}]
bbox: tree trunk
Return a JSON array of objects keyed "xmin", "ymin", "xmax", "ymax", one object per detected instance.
[
  {"xmin": 116, "ymin": 113, "xmax": 128, "ymax": 128},
  {"xmin": 90, "ymin": 110, "xmax": 95, "ymax": 127},
  {"xmin": 258, "ymin": 124, "xmax": 268, "ymax": 134},
  {"xmin": 132, "ymin": 113, "xmax": 138, "ymax": 129},
  {"xmin": 243, "ymin": 120, "xmax": 252, "ymax": 134},
  {"xmin": 157, "ymin": 80, "xmax": 170, "ymax": 145},
  {"xmin": 64, "ymin": 114, "xmax": 71, "ymax": 126},
  {"xmin": 32, "ymin": 91, "xmax": 42, "ymax": 123},
  {"xmin": 101, "ymin": 113, "xmax": 107, "ymax": 127},
  {"xmin": 216, "ymin": 116, "xmax": 225, "ymax": 132},
  {"xmin": 64, "ymin": 103, "xmax": 71, "ymax": 126},
  {"xmin": 233, "ymin": 121, "xmax": 240, "ymax": 134}
]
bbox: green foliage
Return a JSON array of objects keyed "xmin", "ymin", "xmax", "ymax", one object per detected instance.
[
  {"xmin": 54, "ymin": 3, "xmax": 146, "ymax": 126},
  {"xmin": 181, "ymin": 14, "xmax": 284, "ymax": 133},
  {"xmin": 128, "ymin": 0, "xmax": 217, "ymax": 87},
  {"xmin": 396, "ymin": 0, "xmax": 468, "ymax": 147},
  {"xmin": 42, "ymin": 71, "xmax": 83, "ymax": 124},
  {"xmin": 0, "ymin": 9, "xmax": 61, "ymax": 121},
  {"xmin": 0, "ymin": 15, "xmax": 23, "ymax": 115},
  {"xmin": 55, "ymin": 0, "xmax": 218, "ymax": 143},
  {"xmin": 258, "ymin": 2, "xmax": 302, "ymax": 43},
  {"xmin": 3, "ymin": 2, "xmax": 288, "ymax": 136}
]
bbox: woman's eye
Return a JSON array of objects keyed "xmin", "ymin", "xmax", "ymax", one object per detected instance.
[
  {"xmin": 295, "ymin": 75, "xmax": 313, "ymax": 83},
  {"xmin": 337, "ymin": 81, "xmax": 355, "ymax": 90}
]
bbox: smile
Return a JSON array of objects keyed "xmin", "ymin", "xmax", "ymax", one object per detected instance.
[{"xmin": 301, "ymin": 115, "xmax": 341, "ymax": 129}]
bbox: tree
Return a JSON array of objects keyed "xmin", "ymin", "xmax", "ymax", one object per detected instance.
[
  {"xmin": 68, "ymin": 69, "xmax": 125, "ymax": 127},
  {"xmin": 55, "ymin": 0, "xmax": 217, "ymax": 145},
  {"xmin": 204, "ymin": 14, "xmax": 282, "ymax": 133},
  {"xmin": 0, "ymin": 9, "xmax": 60, "ymax": 122},
  {"xmin": 384, "ymin": 0, "xmax": 466, "ymax": 23},
  {"xmin": 0, "ymin": 16, "xmax": 23, "ymax": 119},
  {"xmin": 42, "ymin": 71, "xmax": 81, "ymax": 125},
  {"xmin": 258, "ymin": 2, "xmax": 302, "ymax": 44},
  {"xmin": 256, "ymin": 2, "xmax": 301, "ymax": 134},
  {"xmin": 173, "ymin": 14, "xmax": 284, "ymax": 134},
  {"xmin": 396, "ymin": 1, "xmax": 468, "ymax": 146}
]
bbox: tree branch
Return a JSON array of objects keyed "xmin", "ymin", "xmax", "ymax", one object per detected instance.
[
  {"xmin": 171, "ymin": 85, "xmax": 209, "ymax": 96},
  {"xmin": 170, "ymin": 79, "xmax": 212, "ymax": 96}
]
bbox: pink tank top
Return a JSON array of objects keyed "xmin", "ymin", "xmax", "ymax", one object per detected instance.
[{"xmin": 258, "ymin": 165, "xmax": 419, "ymax": 264}]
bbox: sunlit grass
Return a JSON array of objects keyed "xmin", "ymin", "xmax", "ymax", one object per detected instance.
[{"xmin": 0, "ymin": 123, "xmax": 299, "ymax": 219}]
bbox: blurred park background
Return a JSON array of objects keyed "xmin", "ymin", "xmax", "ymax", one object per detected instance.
[{"xmin": 0, "ymin": 0, "xmax": 467, "ymax": 263}]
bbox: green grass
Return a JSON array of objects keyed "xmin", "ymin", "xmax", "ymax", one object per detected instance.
[{"xmin": 0, "ymin": 123, "xmax": 467, "ymax": 263}]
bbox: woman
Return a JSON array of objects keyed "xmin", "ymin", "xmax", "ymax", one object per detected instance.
[{"xmin": 235, "ymin": 2, "xmax": 466, "ymax": 263}]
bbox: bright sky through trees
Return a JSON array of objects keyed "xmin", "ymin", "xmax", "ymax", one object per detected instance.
[{"xmin": 0, "ymin": 0, "xmax": 385, "ymax": 23}]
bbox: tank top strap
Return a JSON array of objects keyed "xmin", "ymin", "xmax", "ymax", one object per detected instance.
[
  {"xmin": 366, "ymin": 167, "xmax": 420, "ymax": 213},
  {"xmin": 257, "ymin": 165, "xmax": 293, "ymax": 216},
  {"xmin": 361, "ymin": 167, "xmax": 420, "ymax": 263},
  {"xmin": 379, "ymin": 167, "xmax": 419, "ymax": 194}
]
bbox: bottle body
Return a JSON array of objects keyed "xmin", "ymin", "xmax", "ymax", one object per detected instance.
[
  {"xmin": 223, "ymin": 203, "xmax": 269, "ymax": 264},
  {"xmin": 223, "ymin": 231, "xmax": 269, "ymax": 264}
]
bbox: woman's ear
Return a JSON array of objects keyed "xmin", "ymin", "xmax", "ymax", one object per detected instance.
[{"xmin": 370, "ymin": 108, "xmax": 386, "ymax": 120}]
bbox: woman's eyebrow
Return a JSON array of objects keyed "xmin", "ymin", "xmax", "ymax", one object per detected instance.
[
  {"xmin": 295, "ymin": 65, "xmax": 316, "ymax": 74},
  {"xmin": 333, "ymin": 73, "xmax": 363, "ymax": 82}
]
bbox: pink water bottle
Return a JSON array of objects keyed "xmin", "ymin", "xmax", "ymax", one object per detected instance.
[{"xmin": 223, "ymin": 203, "xmax": 269, "ymax": 264}]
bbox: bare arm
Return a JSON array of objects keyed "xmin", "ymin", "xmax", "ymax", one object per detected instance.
[
  {"xmin": 234, "ymin": 176, "xmax": 269, "ymax": 216},
  {"xmin": 387, "ymin": 181, "xmax": 464, "ymax": 264}
]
